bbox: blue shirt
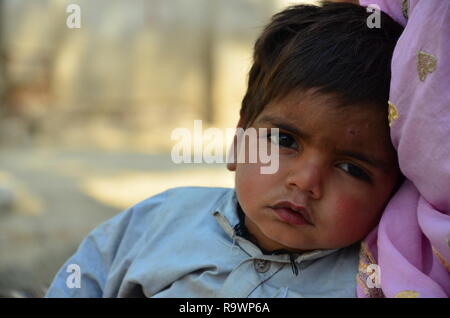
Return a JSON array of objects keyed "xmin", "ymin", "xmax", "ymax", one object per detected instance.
[{"xmin": 46, "ymin": 187, "xmax": 360, "ymax": 297}]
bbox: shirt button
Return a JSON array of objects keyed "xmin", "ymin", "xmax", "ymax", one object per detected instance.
[{"xmin": 254, "ymin": 259, "xmax": 271, "ymax": 273}]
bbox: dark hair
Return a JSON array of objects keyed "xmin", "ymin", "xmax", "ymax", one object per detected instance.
[{"xmin": 240, "ymin": 1, "xmax": 403, "ymax": 127}]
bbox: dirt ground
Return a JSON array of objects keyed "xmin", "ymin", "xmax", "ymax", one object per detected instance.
[{"xmin": 0, "ymin": 147, "xmax": 233, "ymax": 297}]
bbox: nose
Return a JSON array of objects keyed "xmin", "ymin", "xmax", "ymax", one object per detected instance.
[{"xmin": 285, "ymin": 158, "xmax": 323, "ymax": 200}]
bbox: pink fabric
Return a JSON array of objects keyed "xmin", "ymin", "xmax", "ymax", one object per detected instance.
[{"xmin": 357, "ymin": 0, "xmax": 450, "ymax": 297}]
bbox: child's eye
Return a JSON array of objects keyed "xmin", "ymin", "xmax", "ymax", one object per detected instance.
[
  {"xmin": 338, "ymin": 163, "xmax": 372, "ymax": 182},
  {"xmin": 268, "ymin": 132, "xmax": 299, "ymax": 150}
]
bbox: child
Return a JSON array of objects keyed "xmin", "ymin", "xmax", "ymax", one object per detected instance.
[{"xmin": 46, "ymin": 2, "xmax": 404, "ymax": 297}]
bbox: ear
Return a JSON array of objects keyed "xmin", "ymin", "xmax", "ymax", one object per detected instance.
[{"xmin": 226, "ymin": 117, "xmax": 245, "ymax": 171}]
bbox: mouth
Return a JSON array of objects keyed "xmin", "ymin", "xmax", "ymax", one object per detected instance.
[{"xmin": 271, "ymin": 201, "xmax": 314, "ymax": 226}]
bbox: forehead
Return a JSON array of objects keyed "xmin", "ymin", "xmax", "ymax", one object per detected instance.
[{"xmin": 259, "ymin": 90, "xmax": 389, "ymax": 139}]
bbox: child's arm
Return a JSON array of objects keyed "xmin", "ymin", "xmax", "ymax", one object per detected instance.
[
  {"xmin": 45, "ymin": 190, "xmax": 169, "ymax": 297},
  {"xmin": 45, "ymin": 211, "xmax": 131, "ymax": 297}
]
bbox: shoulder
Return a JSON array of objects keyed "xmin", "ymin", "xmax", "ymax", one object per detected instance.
[
  {"xmin": 96, "ymin": 186, "xmax": 233, "ymax": 230},
  {"xmin": 161, "ymin": 186, "xmax": 233, "ymax": 200},
  {"xmin": 134, "ymin": 186, "xmax": 233, "ymax": 214},
  {"xmin": 162, "ymin": 186, "xmax": 233, "ymax": 204},
  {"xmin": 82, "ymin": 187, "xmax": 233, "ymax": 256},
  {"xmin": 120, "ymin": 186, "xmax": 234, "ymax": 232}
]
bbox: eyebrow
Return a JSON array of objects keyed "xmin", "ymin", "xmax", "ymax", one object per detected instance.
[
  {"xmin": 257, "ymin": 115, "xmax": 312, "ymax": 141},
  {"xmin": 256, "ymin": 115, "xmax": 386, "ymax": 170},
  {"xmin": 335, "ymin": 150, "xmax": 386, "ymax": 170}
]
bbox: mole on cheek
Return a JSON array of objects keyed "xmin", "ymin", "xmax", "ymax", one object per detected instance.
[{"xmin": 348, "ymin": 128, "xmax": 357, "ymax": 136}]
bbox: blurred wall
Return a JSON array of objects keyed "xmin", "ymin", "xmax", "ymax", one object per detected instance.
[{"xmin": 0, "ymin": 0, "xmax": 301, "ymax": 151}]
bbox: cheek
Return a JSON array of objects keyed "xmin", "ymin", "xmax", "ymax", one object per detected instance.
[
  {"xmin": 328, "ymin": 195, "xmax": 379, "ymax": 240},
  {"xmin": 333, "ymin": 197, "xmax": 362, "ymax": 225},
  {"xmin": 334, "ymin": 196, "xmax": 362, "ymax": 216},
  {"xmin": 235, "ymin": 164, "xmax": 262, "ymax": 205},
  {"xmin": 235, "ymin": 164, "xmax": 281, "ymax": 209},
  {"xmin": 235, "ymin": 164, "xmax": 261, "ymax": 191}
]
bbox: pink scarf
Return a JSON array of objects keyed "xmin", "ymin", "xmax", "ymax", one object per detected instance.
[{"xmin": 357, "ymin": 0, "xmax": 450, "ymax": 298}]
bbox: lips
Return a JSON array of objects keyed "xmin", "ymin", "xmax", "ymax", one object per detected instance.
[{"xmin": 272, "ymin": 201, "xmax": 313, "ymax": 226}]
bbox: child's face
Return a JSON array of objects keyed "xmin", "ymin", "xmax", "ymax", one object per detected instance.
[{"xmin": 229, "ymin": 90, "xmax": 400, "ymax": 253}]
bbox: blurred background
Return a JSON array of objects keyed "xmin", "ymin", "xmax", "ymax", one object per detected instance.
[{"xmin": 0, "ymin": 0, "xmax": 355, "ymax": 297}]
